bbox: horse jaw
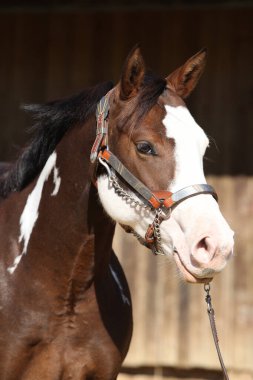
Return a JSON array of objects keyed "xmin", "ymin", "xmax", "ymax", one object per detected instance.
[{"xmin": 97, "ymin": 175, "xmax": 156, "ymax": 235}]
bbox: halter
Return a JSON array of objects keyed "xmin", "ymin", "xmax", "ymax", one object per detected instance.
[{"xmin": 90, "ymin": 92, "xmax": 218, "ymax": 255}]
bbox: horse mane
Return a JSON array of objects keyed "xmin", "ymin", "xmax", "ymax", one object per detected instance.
[
  {"xmin": 0, "ymin": 81, "xmax": 113, "ymax": 198},
  {"xmin": 0, "ymin": 72, "xmax": 166, "ymax": 199}
]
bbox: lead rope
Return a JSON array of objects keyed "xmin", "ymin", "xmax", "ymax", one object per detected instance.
[{"xmin": 204, "ymin": 284, "xmax": 230, "ymax": 380}]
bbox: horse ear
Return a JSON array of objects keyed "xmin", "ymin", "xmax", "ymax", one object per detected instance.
[
  {"xmin": 166, "ymin": 48, "xmax": 207, "ymax": 99},
  {"xmin": 120, "ymin": 46, "xmax": 145, "ymax": 100}
]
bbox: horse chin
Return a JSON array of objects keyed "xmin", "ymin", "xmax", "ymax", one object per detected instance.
[{"xmin": 172, "ymin": 250, "xmax": 213, "ymax": 284}]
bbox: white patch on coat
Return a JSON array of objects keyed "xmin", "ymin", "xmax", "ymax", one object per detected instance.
[
  {"xmin": 163, "ymin": 105, "xmax": 209, "ymax": 192},
  {"xmin": 109, "ymin": 265, "xmax": 131, "ymax": 305},
  {"xmin": 7, "ymin": 151, "xmax": 61, "ymax": 274},
  {"xmin": 51, "ymin": 166, "xmax": 61, "ymax": 196}
]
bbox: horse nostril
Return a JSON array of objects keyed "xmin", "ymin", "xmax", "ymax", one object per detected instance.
[
  {"xmin": 197, "ymin": 238, "xmax": 208, "ymax": 251},
  {"xmin": 191, "ymin": 236, "xmax": 216, "ymax": 267}
]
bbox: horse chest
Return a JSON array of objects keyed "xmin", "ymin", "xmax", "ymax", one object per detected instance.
[
  {"xmin": 0, "ymin": 276, "xmax": 132, "ymax": 380},
  {"xmin": 21, "ymin": 315, "xmax": 123, "ymax": 380}
]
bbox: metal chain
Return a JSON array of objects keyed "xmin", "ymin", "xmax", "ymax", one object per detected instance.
[
  {"xmin": 109, "ymin": 172, "xmax": 150, "ymax": 210},
  {"xmin": 152, "ymin": 209, "xmax": 165, "ymax": 255},
  {"xmin": 107, "ymin": 170, "xmax": 166, "ymax": 255}
]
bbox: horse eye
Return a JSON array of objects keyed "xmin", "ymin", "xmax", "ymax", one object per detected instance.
[{"xmin": 136, "ymin": 142, "xmax": 156, "ymax": 156}]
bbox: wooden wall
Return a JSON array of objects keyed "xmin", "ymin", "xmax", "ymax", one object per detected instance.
[
  {"xmin": 0, "ymin": 8, "xmax": 252, "ymax": 174},
  {"xmin": 0, "ymin": 6, "xmax": 252, "ymax": 380}
]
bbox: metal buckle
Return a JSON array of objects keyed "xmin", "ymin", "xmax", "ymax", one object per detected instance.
[{"xmin": 90, "ymin": 95, "xmax": 110, "ymax": 163}]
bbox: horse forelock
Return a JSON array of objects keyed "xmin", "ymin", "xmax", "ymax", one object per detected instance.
[{"xmin": 113, "ymin": 71, "xmax": 167, "ymax": 134}]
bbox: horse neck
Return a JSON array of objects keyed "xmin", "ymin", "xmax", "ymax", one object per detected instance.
[
  {"xmin": 53, "ymin": 117, "xmax": 116, "ymax": 280},
  {"xmin": 15, "ymin": 116, "xmax": 115, "ymax": 289}
]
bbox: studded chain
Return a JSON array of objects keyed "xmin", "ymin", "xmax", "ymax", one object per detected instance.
[
  {"xmin": 108, "ymin": 170, "xmax": 166, "ymax": 255},
  {"xmin": 109, "ymin": 172, "xmax": 150, "ymax": 210},
  {"xmin": 152, "ymin": 209, "xmax": 165, "ymax": 255}
]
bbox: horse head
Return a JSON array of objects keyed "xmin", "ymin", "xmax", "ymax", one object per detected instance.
[{"xmin": 95, "ymin": 46, "xmax": 234, "ymax": 284}]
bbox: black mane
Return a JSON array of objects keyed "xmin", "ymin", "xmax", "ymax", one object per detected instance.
[
  {"xmin": 0, "ymin": 81, "xmax": 113, "ymax": 198},
  {"xmin": 0, "ymin": 72, "xmax": 166, "ymax": 199}
]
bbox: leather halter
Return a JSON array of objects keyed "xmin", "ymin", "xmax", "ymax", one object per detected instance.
[{"xmin": 90, "ymin": 92, "xmax": 218, "ymax": 253}]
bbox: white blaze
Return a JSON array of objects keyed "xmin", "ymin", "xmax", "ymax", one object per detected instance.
[
  {"xmin": 163, "ymin": 105, "xmax": 209, "ymax": 192},
  {"xmin": 160, "ymin": 105, "xmax": 234, "ymax": 279},
  {"xmin": 7, "ymin": 151, "xmax": 61, "ymax": 274}
]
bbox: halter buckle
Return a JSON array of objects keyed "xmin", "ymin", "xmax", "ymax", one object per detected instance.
[{"xmin": 90, "ymin": 95, "xmax": 110, "ymax": 163}]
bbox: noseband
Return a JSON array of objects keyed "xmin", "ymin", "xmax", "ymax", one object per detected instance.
[{"xmin": 90, "ymin": 93, "xmax": 218, "ymax": 255}]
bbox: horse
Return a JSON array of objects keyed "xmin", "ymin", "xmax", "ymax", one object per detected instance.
[{"xmin": 0, "ymin": 46, "xmax": 234, "ymax": 379}]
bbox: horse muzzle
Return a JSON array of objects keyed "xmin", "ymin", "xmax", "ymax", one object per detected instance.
[
  {"xmin": 160, "ymin": 206, "xmax": 234, "ymax": 283},
  {"xmin": 173, "ymin": 244, "xmax": 233, "ymax": 284}
]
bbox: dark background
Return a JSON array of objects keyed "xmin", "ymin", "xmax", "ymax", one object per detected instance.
[{"xmin": 0, "ymin": 0, "xmax": 252, "ymax": 174}]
